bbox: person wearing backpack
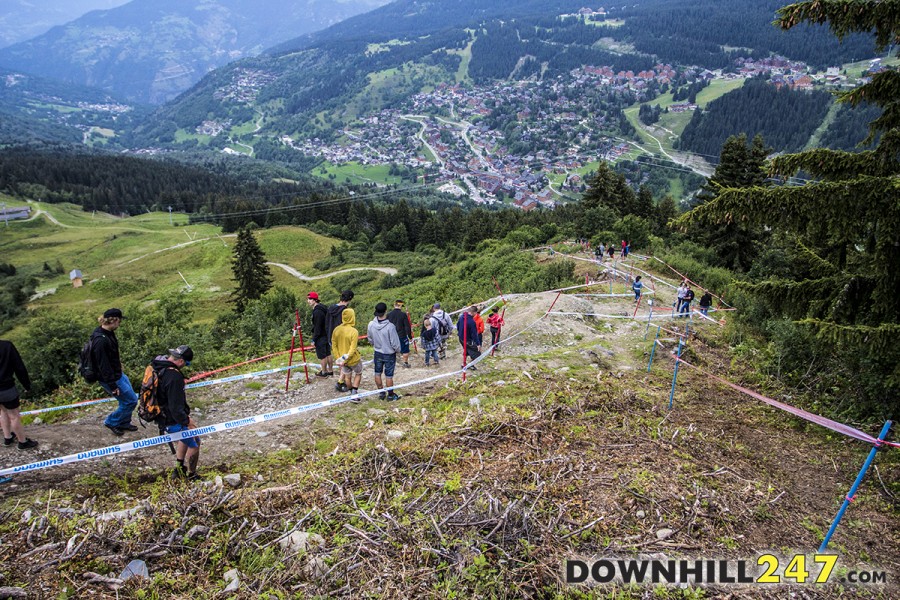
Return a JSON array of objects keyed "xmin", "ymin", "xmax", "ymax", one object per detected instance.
[
  {"xmin": 430, "ymin": 302, "xmax": 453, "ymax": 361},
  {"xmin": 0, "ymin": 340, "xmax": 38, "ymax": 450},
  {"xmin": 90, "ymin": 308, "xmax": 139, "ymax": 436},
  {"xmin": 152, "ymin": 345, "xmax": 200, "ymax": 480}
]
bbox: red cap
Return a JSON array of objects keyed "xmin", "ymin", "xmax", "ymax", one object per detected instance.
[{"xmin": 307, "ymin": 292, "xmax": 319, "ymax": 300}]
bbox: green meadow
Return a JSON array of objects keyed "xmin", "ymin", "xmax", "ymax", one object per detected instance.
[{"xmin": 1, "ymin": 202, "xmax": 338, "ymax": 336}]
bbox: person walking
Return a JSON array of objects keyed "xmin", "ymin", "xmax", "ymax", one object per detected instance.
[
  {"xmin": 386, "ymin": 300, "xmax": 412, "ymax": 369},
  {"xmin": 457, "ymin": 306, "xmax": 482, "ymax": 368},
  {"xmin": 327, "ymin": 290, "xmax": 354, "ymax": 392},
  {"xmin": 430, "ymin": 303, "xmax": 453, "ymax": 361},
  {"xmin": 421, "ymin": 319, "xmax": 440, "ymax": 366},
  {"xmin": 154, "ymin": 345, "xmax": 201, "ymax": 480},
  {"xmin": 486, "ymin": 306, "xmax": 505, "ymax": 349},
  {"xmin": 331, "ymin": 308, "xmax": 362, "ymax": 399},
  {"xmin": 368, "ymin": 303, "xmax": 402, "ymax": 401},
  {"xmin": 675, "ymin": 281, "xmax": 688, "ymax": 313},
  {"xmin": 699, "ymin": 291, "xmax": 713, "ymax": 316},
  {"xmin": 473, "ymin": 307, "xmax": 485, "ymax": 346},
  {"xmin": 632, "ymin": 275, "xmax": 643, "ymax": 302},
  {"xmin": 308, "ymin": 292, "xmax": 333, "ymax": 378},
  {"xmin": 91, "ymin": 308, "xmax": 139, "ymax": 436},
  {"xmin": 607, "ymin": 244, "xmax": 615, "ymax": 259},
  {"xmin": 681, "ymin": 286, "xmax": 695, "ymax": 315},
  {"xmin": 0, "ymin": 340, "xmax": 38, "ymax": 450}
]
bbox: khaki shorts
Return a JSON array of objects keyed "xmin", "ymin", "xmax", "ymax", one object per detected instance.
[{"xmin": 340, "ymin": 361, "xmax": 363, "ymax": 376}]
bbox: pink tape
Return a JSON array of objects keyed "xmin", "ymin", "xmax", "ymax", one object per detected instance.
[{"xmin": 675, "ymin": 357, "xmax": 884, "ymax": 447}]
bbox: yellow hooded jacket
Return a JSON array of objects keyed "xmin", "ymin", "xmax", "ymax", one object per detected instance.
[{"xmin": 331, "ymin": 308, "xmax": 361, "ymax": 367}]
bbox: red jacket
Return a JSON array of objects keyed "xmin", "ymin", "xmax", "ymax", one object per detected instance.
[
  {"xmin": 487, "ymin": 313, "xmax": 505, "ymax": 329},
  {"xmin": 473, "ymin": 313, "xmax": 485, "ymax": 334}
]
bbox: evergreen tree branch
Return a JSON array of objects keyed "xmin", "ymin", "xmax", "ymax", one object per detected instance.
[
  {"xmin": 840, "ymin": 70, "xmax": 900, "ymax": 140},
  {"xmin": 768, "ymin": 148, "xmax": 898, "ymax": 180},
  {"xmin": 675, "ymin": 176, "xmax": 899, "ymax": 230},
  {"xmin": 776, "ymin": 0, "xmax": 900, "ymax": 50},
  {"xmin": 798, "ymin": 319, "xmax": 900, "ymax": 356}
]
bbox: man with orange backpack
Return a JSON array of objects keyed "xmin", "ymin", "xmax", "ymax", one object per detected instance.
[{"xmin": 143, "ymin": 345, "xmax": 200, "ymax": 480}]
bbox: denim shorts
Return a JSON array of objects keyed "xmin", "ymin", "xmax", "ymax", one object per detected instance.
[
  {"xmin": 398, "ymin": 337, "xmax": 410, "ymax": 355},
  {"xmin": 167, "ymin": 424, "xmax": 200, "ymax": 448},
  {"xmin": 373, "ymin": 351, "xmax": 396, "ymax": 377}
]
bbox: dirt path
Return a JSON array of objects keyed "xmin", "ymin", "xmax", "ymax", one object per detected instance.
[
  {"xmin": 267, "ymin": 263, "xmax": 398, "ymax": 281},
  {"xmin": 123, "ymin": 234, "xmax": 236, "ymax": 265}
]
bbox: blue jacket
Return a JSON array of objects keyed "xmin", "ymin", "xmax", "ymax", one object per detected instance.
[{"xmin": 456, "ymin": 313, "xmax": 479, "ymax": 346}]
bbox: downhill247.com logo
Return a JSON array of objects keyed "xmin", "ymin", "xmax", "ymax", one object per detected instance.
[{"xmin": 565, "ymin": 556, "xmax": 887, "ymax": 586}]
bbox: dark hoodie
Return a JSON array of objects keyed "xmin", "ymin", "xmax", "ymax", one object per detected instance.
[
  {"xmin": 151, "ymin": 356, "xmax": 189, "ymax": 427},
  {"xmin": 326, "ymin": 303, "xmax": 348, "ymax": 339},
  {"xmin": 90, "ymin": 326, "xmax": 122, "ymax": 389},
  {"xmin": 386, "ymin": 308, "xmax": 412, "ymax": 340},
  {"xmin": 0, "ymin": 340, "xmax": 30, "ymax": 393},
  {"xmin": 311, "ymin": 302, "xmax": 328, "ymax": 339}
]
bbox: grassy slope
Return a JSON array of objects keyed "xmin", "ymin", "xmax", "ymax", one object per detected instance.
[{"xmin": 2, "ymin": 203, "xmax": 338, "ymax": 338}]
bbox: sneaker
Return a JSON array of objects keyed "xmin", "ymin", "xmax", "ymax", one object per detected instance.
[
  {"xmin": 325, "ymin": 371, "xmax": 335, "ymax": 377},
  {"xmin": 186, "ymin": 472, "xmax": 201, "ymax": 481},
  {"xmin": 104, "ymin": 424, "xmax": 125, "ymax": 436},
  {"xmin": 467, "ymin": 365, "xmax": 478, "ymax": 371},
  {"xmin": 386, "ymin": 393, "xmax": 401, "ymax": 402},
  {"xmin": 315, "ymin": 371, "xmax": 329, "ymax": 378},
  {"xmin": 17, "ymin": 438, "xmax": 38, "ymax": 450},
  {"xmin": 424, "ymin": 362, "xmax": 430, "ymax": 367},
  {"xmin": 402, "ymin": 362, "xmax": 411, "ymax": 369},
  {"xmin": 349, "ymin": 390, "xmax": 360, "ymax": 404},
  {"xmin": 3, "ymin": 435, "xmax": 16, "ymax": 447},
  {"xmin": 379, "ymin": 392, "xmax": 387, "ymax": 401},
  {"xmin": 122, "ymin": 423, "xmax": 139, "ymax": 432}
]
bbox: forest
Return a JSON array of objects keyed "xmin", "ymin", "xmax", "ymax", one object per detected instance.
[{"xmin": 677, "ymin": 77, "xmax": 832, "ymax": 158}]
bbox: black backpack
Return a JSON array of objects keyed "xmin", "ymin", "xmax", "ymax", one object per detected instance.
[
  {"xmin": 78, "ymin": 339, "xmax": 97, "ymax": 383},
  {"xmin": 437, "ymin": 316, "xmax": 449, "ymax": 336}
]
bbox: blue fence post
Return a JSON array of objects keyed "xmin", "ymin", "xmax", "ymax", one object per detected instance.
[
  {"xmin": 647, "ymin": 326, "xmax": 661, "ymax": 372},
  {"xmin": 644, "ymin": 301, "xmax": 654, "ymax": 340},
  {"xmin": 667, "ymin": 336, "xmax": 684, "ymax": 409},
  {"xmin": 818, "ymin": 420, "xmax": 893, "ymax": 553}
]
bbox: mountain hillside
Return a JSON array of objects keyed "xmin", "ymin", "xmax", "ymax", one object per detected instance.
[
  {"xmin": 0, "ymin": 0, "xmax": 390, "ymax": 104},
  {"xmin": 0, "ymin": 0, "xmax": 129, "ymax": 49}
]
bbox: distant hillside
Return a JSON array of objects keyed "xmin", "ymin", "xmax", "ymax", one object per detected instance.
[
  {"xmin": 0, "ymin": 67, "xmax": 146, "ymax": 146},
  {"xmin": 677, "ymin": 78, "xmax": 832, "ymax": 158},
  {"xmin": 0, "ymin": 0, "xmax": 390, "ymax": 104},
  {"xmin": 0, "ymin": 0, "xmax": 129, "ymax": 49}
]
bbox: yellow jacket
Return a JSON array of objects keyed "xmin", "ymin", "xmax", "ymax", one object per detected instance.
[{"xmin": 331, "ymin": 308, "xmax": 361, "ymax": 367}]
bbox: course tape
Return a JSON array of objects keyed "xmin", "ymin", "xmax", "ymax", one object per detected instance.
[
  {"xmin": 549, "ymin": 308, "xmax": 727, "ymax": 321},
  {"xmin": 1, "ymin": 297, "xmax": 552, "ymax": 477},
  {"xmin": 671, "ymin": 355, "xmax": 896, "ymax": 448},
  {"xmin": 20, "ymin": 363, "xmax": 322, "ymax": 417}
]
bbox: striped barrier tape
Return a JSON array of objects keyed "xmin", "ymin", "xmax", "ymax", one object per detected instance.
[
  {"xmin": 20, "ymin": 362, "xmax": 322, "ymax": 417},
  {"xmin": 0, "ymin": 297, "xmax": 551, "ymax": 478}
]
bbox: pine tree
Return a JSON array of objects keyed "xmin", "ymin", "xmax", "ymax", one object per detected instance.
[
  {"xmin": 686, "ymin": 133, "xmax": 770, "ymax": 271},
  {"xmin": 231, "ymin": 227, "xmax": 274, "ymax": 313},
  {"xmin": 677, "ymin": 1, "xmax": 900, "ymax": 415}
]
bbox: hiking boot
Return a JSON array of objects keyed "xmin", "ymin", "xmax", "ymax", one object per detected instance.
[
  {"xmin": 186, "ymin": 472, "xmax": 201, "ymax": 481},
  {"xmin": 17, "ymin": 438, "xmax": 38, "ymax": 450},
  {"xmin": 3, "ymin": 435, "xmax": 16, "ymax": 447},
  {"xmin": 386, "ymin": 393, "xmax": 401, "ymax": 402},
  {"xmin": 105, "ymin": 424, "xmax": 125, "ymax": 436},
  {"xmin": 122, "ymin": 423, "xmax": 139, "ymax": 432},
  {"xmin": 315, "ymin": 370, "xmax": 329, "ymax": 378},
  {"xmin": 379, "ymin": 392, "xmax": 387, "ymax": 401}
]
